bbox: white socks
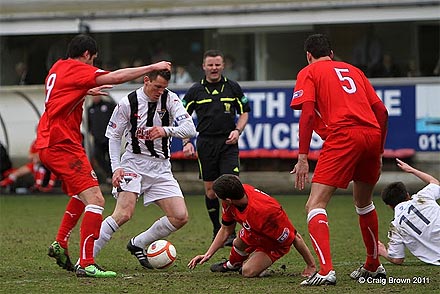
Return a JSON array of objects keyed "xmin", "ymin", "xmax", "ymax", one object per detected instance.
[
  {"xmin": 94, "ymin": 216, "xmax": 119, "ymax": 257},
  {"xmin": 133, "ymin": 216, "xmax": 177, "ymax": 248}
]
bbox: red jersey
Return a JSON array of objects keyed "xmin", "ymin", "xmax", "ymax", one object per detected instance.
[
  {"xmin": 222, "ymin": 184, "xmax": 296, "ymax": 247},
  {"xmin": 35, "ymin": 59, "xmax": 108, "ymax": 149},
  {"xmin": 290, "ymin": 60, "xmax": 382, "ymax": 139}
]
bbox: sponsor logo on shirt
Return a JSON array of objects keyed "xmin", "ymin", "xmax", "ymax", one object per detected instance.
[
  {"xmin": 292, "ymin": 89, "xmax": 303, "ymax": 99},
  {"xmin": 176, "ymin": 113, "xmax": 190, "ymax": 122},
  {"xmin": 277, "ymin": 227, "xmax": 290, "ymax": 243},
  {"xmin": 108, "ymin": 121, "xmax": 117, "ymax": 128}
]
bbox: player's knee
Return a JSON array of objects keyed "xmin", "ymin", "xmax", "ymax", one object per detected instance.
[
  {"xmin": 171, "ymin": 212, "xmax": 188, "ymax": 229},
  {"xmin": 240, "ymin": 266, "xmax": 259, "ymax": 278}
]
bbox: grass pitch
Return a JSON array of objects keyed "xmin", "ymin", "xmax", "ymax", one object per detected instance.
[{"xmin": 0, "ymin": 193, "xmax": 438, "ymax": 294}]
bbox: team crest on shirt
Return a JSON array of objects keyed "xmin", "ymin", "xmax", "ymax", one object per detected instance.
[
  {"xmin": 277, "ymin": 227, "xmax": 290, "ymax": 243},
  {"xmin": 243, "ymin": 220, "xmax": 251, "ymax": 231},
  {"xmin": 157, "ymin": 109, "xmax": 167, "ymax": 119},
  {"xmin": 91, "ymin": 170, "xmax": 98, "ymax": 180},
  {"xmin": 292, "ymin": 89, "xmax": 303, "ymax": 99}
]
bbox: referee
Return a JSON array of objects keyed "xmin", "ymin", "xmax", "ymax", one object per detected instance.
[{"xmin": 182, "ymin": 49, "xmax": 251, "ymax": 245}]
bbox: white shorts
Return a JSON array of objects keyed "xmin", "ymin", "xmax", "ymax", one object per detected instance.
[{"xmin": 112, "ymin": 152, "xmax": 183, "ymax": 206}]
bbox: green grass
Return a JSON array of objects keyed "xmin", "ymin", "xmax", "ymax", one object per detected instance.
[{"xmin": 0, "ymin": 193, "xmax": 438, "ymax": 294}]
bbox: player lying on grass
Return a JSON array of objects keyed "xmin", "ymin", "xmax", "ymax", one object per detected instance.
[
  {"xmin": 188, "ymin": 174, "xmax": 316, "ymax": 277},
  {"xmin": 378, "ymin": 158, "xmax": 440, "ymax": 265}
]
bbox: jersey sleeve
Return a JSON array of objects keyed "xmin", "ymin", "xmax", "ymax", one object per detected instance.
[
  {"xmin": 229, "ymin": 80, "xmax": 251, "ymax": 114},
  {"xmin": 290, "ymin": 67, "xmax": 315, "ymax": 110},
  {"xmin": 258, "ymin": 209, "xmax": 295, "ymax": 245},
  {"xmin": 415, "ymin": 183, "xmax": 440, "ymax": 201},
  {"xmin": 387, "ymin": 222, "xmax": 406, "ymax": 259},
  {"xmin": 221, "ymin": 202, "xmax": 236, "ymax": 224},
  {"xmin": 360, "ymin": 70, "xmax": 382, "ymax": 106},
  {"xmin": 165, "ymin": 92, "xmax": 196, "ymax": 138},
  {"xmin": 181, "ymin": 85, "xmax": 196, "ymax": 115},
  {"xmin": 105, "ymin": 98, "xmax": 130, "ymax": 141},
  {"xmin": 72, "ymin": 62, "xmax": 109, "ymax": 89}
]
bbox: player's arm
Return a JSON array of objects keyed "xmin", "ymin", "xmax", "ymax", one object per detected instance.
[
  {"xmin": 226, "ymin": 112, "xmax": 248, "ymax": 144},
  {"xmin": 187, "ymin": 222, "xmax": 235, "ymax": 269},
  {"xmin": 291, "ymin": 101, "xmax": 314, "ymax": 190},
  {"xmin": 292, "ymin": 233, "xmax": 316, "ymax": 277},
  {"xmin": 396, "ymin": 158, "xmax": 439, "ymax": 185},
  {"xmin": 106, "ymin": 102, "xmax": 129, "ymax": 187},
  {"xmin": 371, "ymin": 100, "xmax": 388, "ymax": 153},
  {"xmin": 96, "ymin": 61, "xmax": 171, "ymax": 85},
  {"xmin": 164, "ymin": 96, "xmax": 197, "ymax": 139},
  {"xmin": 378, "ymin": 241, "xmax": 405, "ymax": 265}
]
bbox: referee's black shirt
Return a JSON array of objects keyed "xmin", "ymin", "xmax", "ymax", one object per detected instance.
[{"xmin": 182, "ymin": 76, "xmax": 251, "ymax": 137}]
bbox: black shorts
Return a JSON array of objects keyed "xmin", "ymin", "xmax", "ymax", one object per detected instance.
[{"xmin": 196, "ymin": 136, "xmax": 239, "ymax": 181}]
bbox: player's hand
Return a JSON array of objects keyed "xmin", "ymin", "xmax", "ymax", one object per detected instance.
[
  {"xmin": 148, "ymin": 126, "xmax": 166, "ymax": 140},
  {"xmin": 153, "ymin": 61, "xmax": 172, "ymax": 72},
  {"xmin": 225, "ymin": 129, "xmax": 240, "ymax": 145},
  {"xmin": 378, "ymin": 240, "xmax": 387, "ymax": 257},
  {"xmin": 187, "ymin": 254, "xmax": 210, "ymax": 269},
  {"xmin": 290, "ymin": 157, "xmax": 309, "ymax": 190},
  {"xmin": 396, "ymin": 158, "xmax": 414, "ymax": 173},
  {"xmin": 301, "ymin": 264, "xmax": 316, "ymax": 278},
  {"xmin": 87, "ymin": 85, "xmax": 113, "ymax": 96},
  {"xmin": 112, "ymin": 168, "xmax": 124, "ymax": 188},
  {"xmin": 183, "ymin": 142, "xmax": 195, "ymax": 158}
]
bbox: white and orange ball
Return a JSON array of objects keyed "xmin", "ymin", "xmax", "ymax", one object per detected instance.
[{"xmin": 146, "ymin": 240, "xmax": 177, "ymax": 269}]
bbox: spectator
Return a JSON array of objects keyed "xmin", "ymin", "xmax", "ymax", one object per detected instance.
[
  {"xmin": 15, "ymin": 61, "xmax": 28, "ymax": 85},
  {"xmin": 370, "ymin": 53, "xmax": 402, "ymax": 78},
  {"xmin": 87, "ymin": 95, "xmax": 116, "ymax": 184},
  {"xmin": 0, "ymin": 140, "xmax": 57, "ymax": 193},
  {"xmin": 171, "ymin": 65, "xmax": 193, "ymax": 84},
  {"xmin": 0, "ymin": 142, "xmax": 13, "ymax": 180}
]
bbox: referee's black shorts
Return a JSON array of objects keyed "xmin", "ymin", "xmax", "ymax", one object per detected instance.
[{"xmin": 196, "ymin": 135, "xmax": 240, "ymax": 182}]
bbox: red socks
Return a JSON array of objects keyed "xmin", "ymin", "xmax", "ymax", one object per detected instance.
[
  {"xmin": 307, "ymin": 208, "xmax": 333, "ymax": 275},
  {"xmin": 79, "ymin": 205, "xmax": 103, "ymax": 267},
  {"xmin": 356, "ymin": 203, "xmax": 380, "ymax": 271},
  {"xmin": 228, "ymin": 246, "xmax": 249, "ymax": 268},
  {"xmin": 56, "ymin": 196, "xmax": 85, "ymax": 250}
]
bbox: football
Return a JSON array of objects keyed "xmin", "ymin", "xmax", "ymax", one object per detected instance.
[{"xmin": 146, "ymin": 240, "xmax": 177, "ymax": 269}]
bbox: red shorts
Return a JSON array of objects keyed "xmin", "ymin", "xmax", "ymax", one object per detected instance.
[
  {"xmin": 313, "ymin": 127, "xmax": 382, "ymax": 189},
  {"xmin": 239, "ymin": 225, "xmax": 295, "ymax": 263},
  {"xmin": 39, "ymin": 142, "xmax": 98, "ymax": 196}
]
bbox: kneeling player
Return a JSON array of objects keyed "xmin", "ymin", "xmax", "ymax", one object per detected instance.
[{"xmin": 188, "ymin": 174, "xmax": 316, "ymax": 278}]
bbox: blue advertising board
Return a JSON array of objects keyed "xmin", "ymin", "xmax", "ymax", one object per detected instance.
[{"xmin": 170, "ymin": 83, "xmax": 440, "ymax": 156}]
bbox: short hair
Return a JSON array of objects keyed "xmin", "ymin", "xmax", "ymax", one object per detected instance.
[
  {"xmin": 213, "ymin": 174, "xmax": 245, "ymax": 200},
  {"xmin": 304, "ymin": 34, "xmax": 332, "ymax": 59},
  {"xmin": 203, "ymin": 49, "xmax": 224, "ymax": 61},
  {"xmin": 66, "ymin": 34, "xmax": 98, "ymax": 58},
  {"xmin": 381, "ymin": 181, "xmax": 408, "ymax": 208},
  {"xmin": 146, "ymin": 70, "xmax": 171, "ymax": 81}
]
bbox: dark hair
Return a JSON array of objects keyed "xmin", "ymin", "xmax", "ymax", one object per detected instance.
[
  {"xmin": 304, "ymin": 34, "xmax": 332, "ymax": 59},
  {"xmin": 146, "ymin": 70, "xmax": 171, "ymax": 81},
  {"xmin": 66, "ymin": 34, "xmax": 98, "ymax": 58},
  {"xmin": 381, "ymin": 181, "xmax": 408, "ymax": 208},
  {"xmin": 203, "ymin": 49, "xmax": 224, "ymax": 61},
  {"xmin": 213, "ymin": 174, "xmax": 245, "ymax": 200}
]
